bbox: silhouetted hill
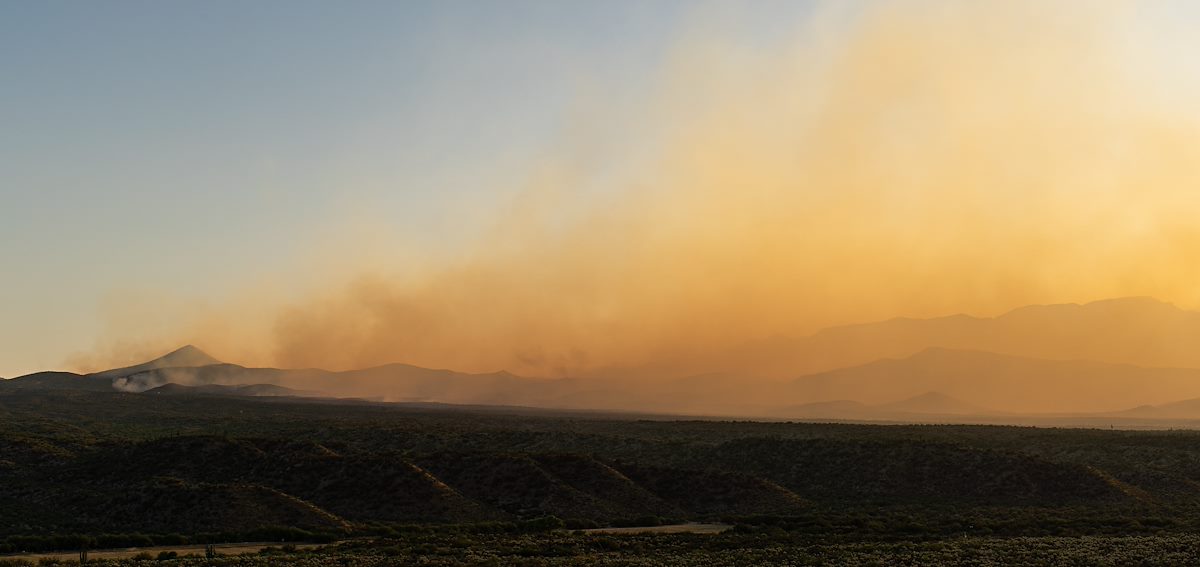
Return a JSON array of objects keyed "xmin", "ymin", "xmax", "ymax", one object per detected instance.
[{"xmin": 0, "ymin": 371, "xmax": 113, "ymax": 391}]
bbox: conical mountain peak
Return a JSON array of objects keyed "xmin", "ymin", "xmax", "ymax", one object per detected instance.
[
  {"xmin": 155, "ymin": 345, "xmax": 221, "ymax": 367},
  {"xmin": 87, "ymin": 345, "xmax": 224, "ymax": 380}
]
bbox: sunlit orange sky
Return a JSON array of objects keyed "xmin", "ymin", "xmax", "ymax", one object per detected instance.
[{"xmin": 5, "ymin": 1, "xmax": 1200, "ymax": 378}]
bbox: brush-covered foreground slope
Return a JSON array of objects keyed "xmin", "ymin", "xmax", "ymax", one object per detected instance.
[{"xmin": 8, "ymin": 389, "xmax": 1200, "ymax": 542}]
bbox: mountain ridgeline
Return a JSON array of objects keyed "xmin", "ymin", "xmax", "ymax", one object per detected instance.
[{"xmin": 8, "ymin": 297, "xmax": 1200, "ymax": 420}]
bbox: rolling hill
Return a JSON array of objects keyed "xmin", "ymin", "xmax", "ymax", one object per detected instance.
[
  {"xmin": 1117, "ymin": 398, "xmax": 1200, "ymax": 420},
  {"xmin": 0, "ymin": 371, "xmax": 115, "ymax": 392},
  {"xmin": 0, "ymin": 391, "xmax": 1153, "ymax": 538},
  {"xmin": 783, "ymin": 347, "xmax": 1200, "ymax": 414},
  {"xmin": 631, "ymin": 297, "xmax": 1200, "ymax": 380}
]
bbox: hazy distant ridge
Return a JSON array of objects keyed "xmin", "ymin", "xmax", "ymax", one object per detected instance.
[
  {"xmin": 7, "ymin": 297, "xmax": 1200, "ymax": 419},
  {"xmin": 694, "ymin": 297, "xmax": 1200, "ymax": 379}
]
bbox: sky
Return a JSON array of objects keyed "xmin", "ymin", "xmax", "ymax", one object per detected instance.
[
  {"xmin": 5, "ymin": 1, "xmax": 1200, "ymax": 378},
  {"xmin": 2, "ymin": 0, "xmax": 808, "ymax": 375}
]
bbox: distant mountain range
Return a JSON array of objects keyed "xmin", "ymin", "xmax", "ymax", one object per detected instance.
[
  {"xmin": 6, "ymin": 297, "xmax": 1200, "ymax": 421},
  {"xmin": 624, "ymin": 296, "xmax": 1200, "ymax": 380},
  {"xmin": 779, "ymin": 347, "xmax": 1200, "ymax": 414}
]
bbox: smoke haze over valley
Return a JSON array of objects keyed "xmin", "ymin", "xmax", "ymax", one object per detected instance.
[
  {"xmin": 14, "ymin": 3, "xmax": 1200, "ymax": 564},
  {"xmin": 11, "ymin": 1, "xmax": 1200, "ymax": 391},
  {"xmin": 12, "ymin": 296, "xmax": 1200, "ymax": 423}
]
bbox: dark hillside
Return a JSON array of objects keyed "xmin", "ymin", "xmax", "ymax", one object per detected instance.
[
  {"xmin": 696, "ymin": 437, "xmax": 1124, "ymax": 505},
  {"xmin": 0, "ymin": 371, "xmax": 112, "ymax": 391},
  {"xmin": 5, "ymin": 389, "xmax": 1200, "ymax": 544}
]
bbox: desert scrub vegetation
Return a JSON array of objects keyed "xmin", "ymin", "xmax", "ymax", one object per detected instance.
[
  {"xmin": 10, "ymin": 391, "xmax": 1200, "ymax": 563},
  {"xmin": 8, "ymin": 533, "xmax": 1200, "ymax": 566}
]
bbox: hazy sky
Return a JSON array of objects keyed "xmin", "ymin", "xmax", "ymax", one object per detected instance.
[
  {"xmin": 5, "ymin": 1, "xmax": 1200, "ymax": 377},
  {"xmin": 1, "ymin": 1, "xmax": 810, "ymax": 375}
]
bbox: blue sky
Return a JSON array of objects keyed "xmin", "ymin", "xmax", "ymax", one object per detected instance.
[
  {"xmin": 0, "ymin": 1, "xmax": 815, "ymax": 374},
  {"xmin": 13, "ymin": 2, "xmax": 1200, "ymax": 378}
]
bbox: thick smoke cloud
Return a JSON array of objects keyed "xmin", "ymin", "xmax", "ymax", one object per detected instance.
[{"xmin": 76, "ymin": 1, "xmax": 1200, "ymax": 379}]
